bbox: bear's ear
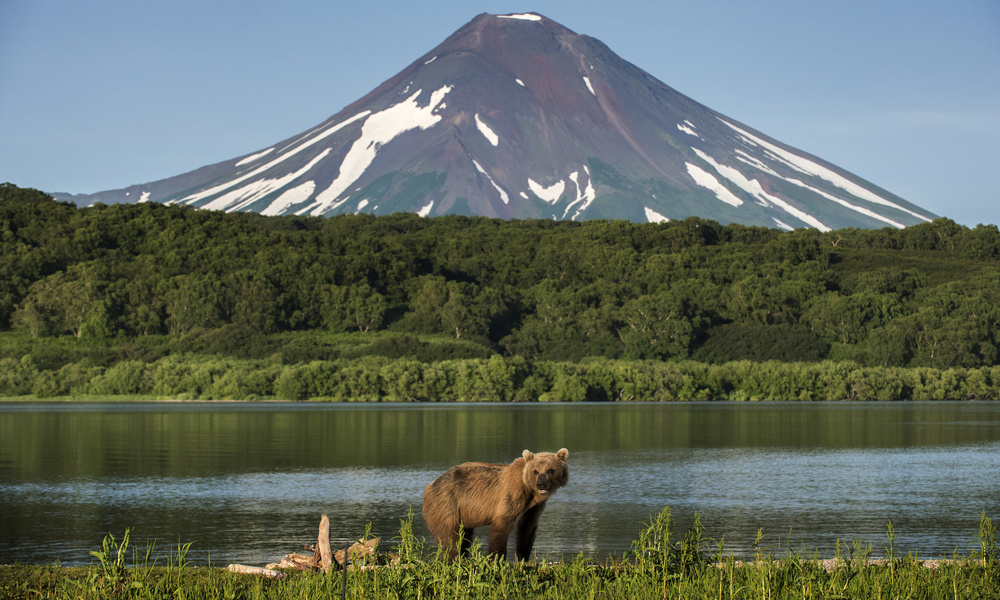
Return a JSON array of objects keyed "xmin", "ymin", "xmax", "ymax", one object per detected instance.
[
  {"xmin": 556, "ymin": 448, "xmax": 569, "ymax": 461},
  {"xmin": 522, "ymin": 449, "xmax": 534, "ymax": 461}
]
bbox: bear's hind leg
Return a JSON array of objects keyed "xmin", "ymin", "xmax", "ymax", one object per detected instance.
[{"xmin": 427, "ymin": 517, "xmax": 463, "ymax": 559}]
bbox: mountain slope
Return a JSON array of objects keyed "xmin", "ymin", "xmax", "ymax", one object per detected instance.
[{"xmin": 57, "ymin": 12, "xmax": 936, "ymax": 230}]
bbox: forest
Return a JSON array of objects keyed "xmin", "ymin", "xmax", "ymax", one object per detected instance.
[{"xmin": 2, "ymin": 182, "xmax": 1000, "ymax": 401}]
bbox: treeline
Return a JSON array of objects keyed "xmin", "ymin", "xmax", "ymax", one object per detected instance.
[
  {"xmin": 4, "ymin": 350, "xmax": 1000, "ymax": 402},
  {"xmin": 3, "ymin": 181, "xmax": 1000, "ymax": 399}
]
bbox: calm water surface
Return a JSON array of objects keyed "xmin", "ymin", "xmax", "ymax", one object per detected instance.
[{"xmin": 2, "ymin": 401, "xmax": 999, "ymax": 566}]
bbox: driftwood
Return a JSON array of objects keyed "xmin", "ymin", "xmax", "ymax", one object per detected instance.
[
  {"xmin": 266, "ymin": 552, "xmax": 318, "ymax": 571},
  {"xmin": 257, "ymin": 515, "xmax": 381, "ymax": 574},
  {"xmin": 334, "ymin": 537, "xmax": 380, "ymax": 567},
  {"xmin": 318, "ymin": 514, "xmax": 334, "ymax": 573},
  {"xmin": 227, "ymin": 564, "xmax": 285, "ymax": 578}
]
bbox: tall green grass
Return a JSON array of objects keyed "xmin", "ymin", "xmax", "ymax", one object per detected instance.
[{"xmin": 3, "ymin": 509, "xmax": 998, "ymax": 599}]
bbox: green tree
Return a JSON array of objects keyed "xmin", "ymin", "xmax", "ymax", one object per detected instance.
[
  {"xmin": 804, "ymin": 292, "xmax": 906, "ymax": 346},
  {"xmin": 322, "ymin": 283, "xmax": 388, "ymax": 333},
  {"xmin": 961, "ymin": 224, "xmax": 1000, "ymax": 260},
  {"xmin": 618, "ymin": 293, "xmax": 696, "ymax": 359},
  {"xmin": 13, "ymin": 264, "xmax": 106, "ymax": 338}
]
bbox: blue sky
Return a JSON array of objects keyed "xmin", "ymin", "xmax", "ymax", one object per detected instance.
[{"xmin": 2, "ymin": 0, "xmax": 998, "ymax": 226}]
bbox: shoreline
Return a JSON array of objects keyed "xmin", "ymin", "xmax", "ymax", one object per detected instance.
[{"xmin": 3, "ymin": 395, "xmax": 1000, "ymax": 404}]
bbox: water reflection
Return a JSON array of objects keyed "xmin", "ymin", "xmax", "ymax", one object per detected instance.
[{"xmin": 1, "ymin": 402, "xmax": 999, "ymax": 565}]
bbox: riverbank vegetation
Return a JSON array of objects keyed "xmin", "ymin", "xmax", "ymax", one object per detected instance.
[
  {"xmin": 3, "ymin": 509, "xmax": 998, "ymax": 599},
  {"xmin": 4, "ymin": 343, "xmax": 1000, "ymax": 401},
  {"xmin": 4, "ymin": 183, "xmax": 1000, "ymax": 401}
]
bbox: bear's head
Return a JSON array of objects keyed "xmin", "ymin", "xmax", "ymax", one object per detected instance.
[{"xmin": 520, "ymin": 448, "xmax": 569, "ymax": 498}]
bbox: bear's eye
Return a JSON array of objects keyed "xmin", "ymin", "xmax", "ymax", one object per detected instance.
[
  {"xmin": 532, "ymin": 469, "xmax": 539, "ymax": 475},
  {"xmin": 547, "ymin": 468, "xmax": 554, "ymax": 475}
]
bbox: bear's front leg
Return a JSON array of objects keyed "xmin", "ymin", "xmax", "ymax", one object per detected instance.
[
  {"xmin": 459, "ymin": 527, "xmax": 475, "ymax": 558},
  {"xmin": 515, "ymin": 502, "xmax": 546, "ymax": 561}
]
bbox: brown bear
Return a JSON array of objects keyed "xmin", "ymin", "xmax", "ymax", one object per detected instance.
[{"xmin": 422, "ymin": 448, "xmax": 569, "ymax": 560}]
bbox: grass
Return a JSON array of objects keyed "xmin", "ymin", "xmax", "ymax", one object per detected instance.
[
  {"xmin": 0, "ymin": 394, "xmax": 179, "ymax": 403},
  {"xmin": 2, "ymin": 509, "xmax": 998, "ymax": 599}
]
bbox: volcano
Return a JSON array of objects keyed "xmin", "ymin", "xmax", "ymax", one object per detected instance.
[{"xmin": 59, "ymin": 12, "xmax": 936, "ymax": 230}]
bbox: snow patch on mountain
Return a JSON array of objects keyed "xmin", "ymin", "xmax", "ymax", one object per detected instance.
[
  {"xmin": 734, "ymin": 150, "xmax": 774, "ymax": 173},
  {"xmin": 203, "ymin": 148, "xmax": 331, "ymax": 213},
  {"xmin": 490, "ymin": 181, "xmax": 509, "ymax": 204},
  {"xmin": 731, "ymin": 144, "xmax": 906, "ymax": 228},
  {"xmin": 687, "ymin": 148, "xmax": 833, "ymax": 231},
  {"xmin": 677, "ymin": 123, "xmax": 700, "ymax": 138},
  {"xmin": 515, "ymin": 78, "xmax": 525, "ymax": 87},
  {"xmin": 308, "ymin": 85, "xmax": 453, "ymax": 215},
  {"xmin": 498, "ymin": 13, "xmax": 542, "ymax": 21},
  {"xmin": 784, "ymin": 176, "xmax": 906, "ymax": 228},
  {"xmin": 177, "ymin": 111, "xmax": 370, "ymax": 205},
  {"xmin": 693, "ymin": 149, "xmax": 762, "ymax": 198},
  {"xmin": 473, "ymin": 159, "xmax": 510, "ymax": 205},
  {"xmin": 685, "ymin": 163, "xmax": 743, "ymax": 207},
  {"xmin": 235, "ymin": 148, "xmax": 275, "ymax": 167},
  {"xmin": 645, "ymin": 207, "xmax": 669, "ymax": 223},
  {"xmin": 475, "ymin": 113, "xmax": 499, "ymax": 146},
  {"xmin": 563, "ymin": 167, "xmax": 597, "ymax": 220},
  {"xmin": 719, "ymin": 118, "xmax": 930, "ymax": 222},
  {"xmin": 262, "ymin": 180, "xmax": 316, "ymax": 216},
  {"xmin": 692, "ymin": 147, "xmax": 793, "ymax": 217},
  {"xmin": 583, "ymin": 76, "xmax": 596, "ymax": 96},
  {"xmin": 139, "ymin": 191, "xmax": 150, "ymax": 203},
  {"xmin": 528, "ymin": 177, "xmax": 566, "ymax": 203},
  {"xmin": 277, "ymin": 122, "xmax": 329, "ymax": 154},
  {"xmin": 691, "ymin": 148, "xmax": 832, "ymax": 230},
  {"xmin": 418, "ymin": 200, "xmax": 434, "ymax": 217},
  {"xmin": 763, "ymin": 196, "xmax": 830, "ymax": 231}
]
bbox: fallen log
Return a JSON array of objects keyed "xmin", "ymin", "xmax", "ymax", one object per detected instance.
[
  {"xmin": 266, "ymin": 553, "xmax": 317, "ymax": 571},
  {"xmin": 227, "ymin": 564, "xmax": 285, "ymax": 578},
  {"xmin": 334, "ymin": 537, "xmax": 380, "ymax": 567}
]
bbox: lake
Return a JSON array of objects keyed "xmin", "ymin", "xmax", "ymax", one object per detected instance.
[{"xmin": 2, "ymin": 401, "xmax": 999, "ymax": 566}]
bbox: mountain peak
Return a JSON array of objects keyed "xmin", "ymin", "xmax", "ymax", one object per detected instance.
[{"xmin": 58, "ymin": 13, "xmax": 936, "ymax": 229}]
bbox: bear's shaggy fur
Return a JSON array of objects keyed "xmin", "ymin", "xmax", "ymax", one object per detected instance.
[{"xmin": 422, "ymin": 448, "xmax": 569, "ymax": 560}]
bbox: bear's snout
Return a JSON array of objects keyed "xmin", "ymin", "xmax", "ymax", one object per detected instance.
[{"xmin": 536, "ymin": 473, "xmax": 550, "ymax": 492}]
